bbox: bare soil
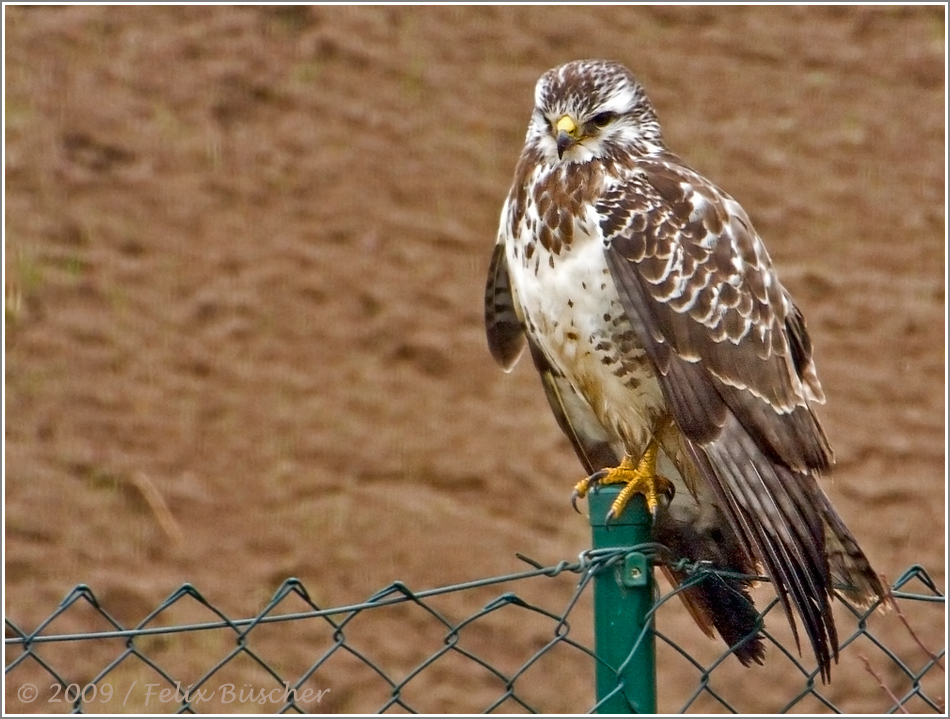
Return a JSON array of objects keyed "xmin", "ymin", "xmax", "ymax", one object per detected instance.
[{"xmin": 5, "ymin": 5, "xmax": 945, "ymax": 714}]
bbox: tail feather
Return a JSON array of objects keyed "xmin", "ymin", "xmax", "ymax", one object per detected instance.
[
  {"xmin": 667, "ymin": 567, "xmax": 765, "ymax": 667},
  {"xmin": 689, "ymin": 412, "xmax": 840, "ymax": 681},
  {"xmin": 816, "ymin": 488, "xmax": 888, "ymax": 607},
  {"xmin": 654, "ymin": 499, "xmax": 766, "ymax": 667}
]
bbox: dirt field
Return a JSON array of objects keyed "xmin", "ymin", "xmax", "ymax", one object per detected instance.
[{"xmin": 5, "ymin": 5, "xmax": 945, "ymax": 714}]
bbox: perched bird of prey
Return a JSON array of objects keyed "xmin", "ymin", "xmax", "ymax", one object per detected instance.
[{"xmin": 485, "ymin": 59, "xmax": 885, "ymax": 679}]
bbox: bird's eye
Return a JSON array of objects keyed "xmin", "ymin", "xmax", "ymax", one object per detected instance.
[{"xmin": 590, "ymin": 112, "xmax": 616, "ymax": 128}]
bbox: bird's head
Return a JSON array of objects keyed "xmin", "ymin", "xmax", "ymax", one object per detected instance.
[{"xmin": 526, "ymin": 59, "xmax": 666, "ymax": 165}]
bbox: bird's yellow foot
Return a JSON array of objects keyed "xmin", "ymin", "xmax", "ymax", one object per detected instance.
[{"xmin": 571, "ymin": 442, "xmax": 673, "ymax": 522}]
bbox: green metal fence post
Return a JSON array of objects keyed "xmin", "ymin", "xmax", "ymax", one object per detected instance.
[{"xmin": 588, "ymin": 485, "xmax": 656, "ymax": 714}]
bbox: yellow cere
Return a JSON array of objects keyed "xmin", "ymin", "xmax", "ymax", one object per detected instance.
[{"xmin": 555, "ymin": 115, "xmax": 577, "ymax": 135}]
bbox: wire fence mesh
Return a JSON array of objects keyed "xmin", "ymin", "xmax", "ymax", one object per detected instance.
[{"xmin": 4, "ymin": 552, "xmax": 945, "ymax": 714}]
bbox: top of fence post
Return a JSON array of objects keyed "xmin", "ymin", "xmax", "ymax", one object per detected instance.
[{"xmin": 588, "ymin": 486, "xmax": 657, "ymax": 714}]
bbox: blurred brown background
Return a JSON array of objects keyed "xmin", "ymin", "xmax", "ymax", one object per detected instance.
[{"xmin": 5, "ymin": 5, "xmax": 945, "ymax": 714}]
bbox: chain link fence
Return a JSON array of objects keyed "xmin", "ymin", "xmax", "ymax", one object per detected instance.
[{"xmin": 5, "ymin": 545, "xmax": 944, "ymax": 714}]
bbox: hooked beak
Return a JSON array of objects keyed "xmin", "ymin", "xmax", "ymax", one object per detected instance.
[{"xmin": 555, "ymin": 114, "xmax": 578, "ymax": 159}]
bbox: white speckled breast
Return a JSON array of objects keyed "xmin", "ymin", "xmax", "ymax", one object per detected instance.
[{"xmin": 504, "ymin": 181, "xmax": 667, "ymax": 458}]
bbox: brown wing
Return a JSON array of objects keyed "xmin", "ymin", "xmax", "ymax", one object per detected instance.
[
  {"xmin": 601, "ymin": 159, "xmax": 833, "ymax": 470},
  {"xmin": 601, "ymin": 155, "xmax": 855, "ymax": 680},
  {"xmin": 484, "ymin": 242, "xmax": 526, "ymax": 371}
]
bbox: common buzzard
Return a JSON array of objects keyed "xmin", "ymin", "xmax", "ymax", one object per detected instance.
[{"xmin": 485, "ymin": 59, "xmax": 885, "ymax": 679}]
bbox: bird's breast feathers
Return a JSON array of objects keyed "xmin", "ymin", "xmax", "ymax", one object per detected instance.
[{"xmin": 502, "ymin": 166, "xmax": 665, "ymax": 452}]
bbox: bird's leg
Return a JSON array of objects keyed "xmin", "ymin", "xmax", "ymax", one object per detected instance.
[{"xmin": 572, "ymin": 441, "xmax": 673, "ymax": 522}]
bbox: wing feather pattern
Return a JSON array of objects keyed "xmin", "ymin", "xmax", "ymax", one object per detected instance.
[
  {"xmin": 485, "ymin": 243, "xmax": 526, "ymax": 371},
  {"xmin": 603, "ymin": 157, "xmax": 883, "ymax": 681}
]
